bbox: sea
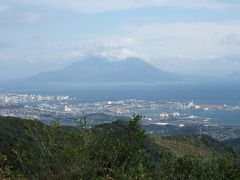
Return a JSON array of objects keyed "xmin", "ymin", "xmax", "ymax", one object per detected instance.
[{"xmin": 1, "ymin": 81, "xmax": 240, "ymax": 125}]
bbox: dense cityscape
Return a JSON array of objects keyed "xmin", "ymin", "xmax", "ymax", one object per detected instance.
[{"xmin": 1, "ymin": 92, "xmax": 240, "ymax": 141}]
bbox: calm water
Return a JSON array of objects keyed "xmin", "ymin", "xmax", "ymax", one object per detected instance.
[
  {"xmin": 137, "ymin": 108, "xmax": 240, "ymax": 126},
  {"xmin": 73, "ymin": 82, "xmax": 240, "ymax": 105},
  {"xmin": 6, "ymin": 82, "xmax": 239, "ymax": 104}
]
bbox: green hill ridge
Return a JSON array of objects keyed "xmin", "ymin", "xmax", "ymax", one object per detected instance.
[{"xmin": 0, "ymin": 115, "xmax": 240, "ymax": 179}]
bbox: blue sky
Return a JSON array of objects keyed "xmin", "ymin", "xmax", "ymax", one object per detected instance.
[{"xmin": 0, "ymin": 0, "xmax": 240, "ymax": 79}]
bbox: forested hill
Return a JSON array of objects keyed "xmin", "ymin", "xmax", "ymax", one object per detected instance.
[{"xmin": 0, "ymin": 116, "xmax": 240, "ymax": 179}]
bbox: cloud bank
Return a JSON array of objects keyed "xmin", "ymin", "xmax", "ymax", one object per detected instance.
[{"xmin": 3, "ymin": 0, "xmax": 240, "ymax": 13}]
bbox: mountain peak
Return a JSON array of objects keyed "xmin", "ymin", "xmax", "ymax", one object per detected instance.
[{"xmin": 25, "ymin": 57, "xmax": 185, "ymax": 83}]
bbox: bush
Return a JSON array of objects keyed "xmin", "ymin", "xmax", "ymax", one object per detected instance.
[{"xmin": 0, "ymin": 115, "xmax": 240, "ymax": 179}]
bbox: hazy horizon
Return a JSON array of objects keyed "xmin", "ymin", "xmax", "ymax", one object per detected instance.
[{"xmin": 0, "ymin": 0, "xmax": 240, "ymax": 81}]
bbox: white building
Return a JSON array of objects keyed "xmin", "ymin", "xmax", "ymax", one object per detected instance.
[
  {"xmin": 187, "ymin": 100, "xmax": 194, "ymax": 108},
  {"xmin": 64, "ymin": 106, "xmax": 72, "ymax": 112},
  {"xmin": 160, "ymin": 112, "xmax": 169, "ymax": 118},
  {"xmin": 172, "ymin": 112, "xmax": 180, "ymax": 117}
]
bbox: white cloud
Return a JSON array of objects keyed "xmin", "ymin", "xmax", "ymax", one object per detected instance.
[
  {"xmin": 1, "ymin": 1, "xmax": 240, "ymax": 78},
  {"xmin": 0, "ymin": 51, "xmax": 9, "ymax": 61},
  {"xmin": 151, "ymin": 55, "xmax": 240, "ymax": 76},
  {"xmin": 92, "ymin": 38, "xmax": 140, "ymax": 60},
  {"xmin": 68, "ymin": 38, "xmax": 144, "ymax": 60},
  {"xmin": 5, "ymin": 0, "xmax": 169, "ymax": 13},
  {"xmin": 0, "ymin": 41, "xmax": 15, "ymax": 49},
  {"xmin": 96, "ymin": 48, "xmax": 141, "ymax": 60},
  {"xmin": 102, "ymin": 38, "xmax": 135, "ymax": 48},
  {"xmin": 0, "ymin": 13, "xmax": 42, "ymax": 25},
  {"xmin": 170, "ymin": 0, "xmax": 240, "ymax": 11},
  {"xmin": 4, "ymin": 0, "xmax": 240, "ymax": 13},
  {"xmin": 20, "ymin": 13, "xmax": 42, "ymax": 24},
  {"xmin": 4, "ymin": 37, "xmax": 142, "ymax": 63},
  {"xmin": 123, "ymin": 21, "xmax": 240, "ymax": 59},
  {"xmin": 0, "ymin": 52, "xmax": 4, "ymax": 59},
  {"xmin": 0, "ymin": 4, "xmax": 10, "ymax": 12},
  {"xmin": 66, "ymin": 50, "xmax": 86, "ymax": 60},
  {"xmin": 220, "ymin": 32, "xmax": 240, "ymax": 46}
]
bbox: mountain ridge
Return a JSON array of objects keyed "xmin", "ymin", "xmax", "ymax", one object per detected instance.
[{"xmin": 24, "ymin": 57, "xmax": 186, "ymax": 83}]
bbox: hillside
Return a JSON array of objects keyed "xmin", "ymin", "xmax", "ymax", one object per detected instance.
[
  {"xmin": 23, "ymin": 57, "xmax": 185, "ymax": 83},
  {"xmin": 0, "ymin": 116, "xmax": 240, "ymax": 179},
  {"xmin": 224, "ymin": 138, "xmax": 240, "ymax": 155},
  {"xmin": 154, "ymin": 134, "xmax": 228, "ymax": 159}
]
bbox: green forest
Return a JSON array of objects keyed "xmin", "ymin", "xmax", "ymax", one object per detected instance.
[{"xmin": 0, "ymin": 115, "xmax": 240, "ymax": 179}]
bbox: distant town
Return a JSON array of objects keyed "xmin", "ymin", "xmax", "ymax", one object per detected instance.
[{"xmin": 1, "ymin": 92, "xmax": 240, "ymax": 141}]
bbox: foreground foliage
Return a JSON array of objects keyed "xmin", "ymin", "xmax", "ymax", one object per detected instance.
[{"xmin": 0, "ymin": 115, "xmax": 240, "ymax": 179}]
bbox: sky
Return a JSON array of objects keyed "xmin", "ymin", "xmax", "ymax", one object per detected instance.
[{"xmin": 0, "ymin": 0, "xmax": 240, "ymax": 80}]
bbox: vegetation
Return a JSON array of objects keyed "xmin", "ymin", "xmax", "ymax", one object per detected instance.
[
  {"xmin": 224, "ymin": 138, "xmax": 240, "ymax": 155},
  {"xmin": 0, "ymin": 115, "xmax": 240, "ymax": 179}
]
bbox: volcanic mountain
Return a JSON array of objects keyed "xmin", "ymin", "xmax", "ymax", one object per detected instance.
[{"xmin": 25, "ymin": 57, "xmax": 185, "ymax": 83}]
